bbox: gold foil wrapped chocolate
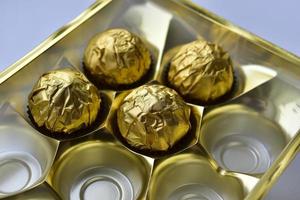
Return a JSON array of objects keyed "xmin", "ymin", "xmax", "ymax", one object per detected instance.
[
  {"xmin": 117, "ymin": 84, "xmax": 191, "ymax": 151},
  {"xmin": 28, "ymin": 68, "xmax": 100, "ymax": 134},
  {"xmin": 168, "ymin": 39, "xmax": 234, "ymax": 103},
  {"xmin": 83, "ymin": 28, "xmax": 151, "ymax": 86}
]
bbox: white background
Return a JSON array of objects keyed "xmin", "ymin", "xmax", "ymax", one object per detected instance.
[{"xmin": 0, "ymin": 0, "xmax": 299, "ymax": 199}]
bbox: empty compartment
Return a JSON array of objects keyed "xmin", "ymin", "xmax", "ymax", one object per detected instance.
[
  {"xmin": 148, "ymin": 151, "xmax": 245, "ymax": 200},
  {"xmin": 0, "ymin": 104, "xmax": 58, "ymax": 198},
  {"xmin": 201, "ymin": 104, "xmax": 287, "ymax": 174},
  {"xmin": 48, "ymin": 133, "xmax": 151, "ymax": 200}
]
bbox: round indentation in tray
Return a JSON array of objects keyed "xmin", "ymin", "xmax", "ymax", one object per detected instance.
[
  {"xmin": 168, "ymin": 184, "xmax": 223, "ymax": 200},
  {"xmin": 71, "ymin": 167, "xmax": 134, "ymax": 200},
  {"xmin": 148, "ymin": 152, "xmax": 244, "ymax": 200},
  {"xmin": 49, "ymin": 140, "xmax": 150, "ymax": 200},
  {"xmin": 81, "ymin": 177, "xmax": 121, "ymax": 200},
  {"xmin": 214, "ymin": 135, "xmax": 271, "ymax": 173},
  {"xmin": 0, "ymin": 152, "xmax": 42, "ymax": 194},
  {"xmin": 200, "ymin": 105, "xmax": 287, "ymax": 174}
]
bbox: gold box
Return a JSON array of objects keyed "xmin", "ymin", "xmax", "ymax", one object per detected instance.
[{"xmin": 0, "ymin": 0, "xmax": 300, "ymax": 199}]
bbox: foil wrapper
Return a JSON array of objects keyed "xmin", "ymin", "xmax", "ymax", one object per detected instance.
[
  {"xmin": 83, "ymin": 28, "xmax": 151, "ymax": 86},
  {"xmin": 168, "ymin": 39, "xmax": 234, "ymax": 102},
  {"xmin": 117, "ymin": 84, "xmax": 191, "ymax": 151},
  {"xmin": 28, "ymin": 68, "xmax": 101, "ymax": 134}
]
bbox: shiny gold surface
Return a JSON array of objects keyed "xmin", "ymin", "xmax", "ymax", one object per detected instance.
[
  {"xmin": 168, "ymin": 39, "xmax": 234, "ymax": 102},
  {"xmin": 117, "ymin": 84, "xmax": 191, "ymax": 151},
  {"xmin": 48, "ymin": 133, "xmax": 152, "ymax": 200},
  {"xmin": 84, "ymin": 28, "xmax": 151, "ymax": 86},
  {"xmin": 0, "ymin": 0, "xmax": 299, "ymax": 199},
  {"xmin": 201, "ymin": 104, "xmax": 287, "ymax": 175},
  {"xmin": 28, "ymin": 68, "xmax": 100, "ymax": 134},
  {"xmin": 148, "ymin": 150, "xmax": 249, "ymax": 200},
  {"xmin": 160, "ymin": 46, "xmax": 277, "ymax": 105},
  {"xmin": 5, "ymin": 183, "xmax": 61, "ymax": 200}
]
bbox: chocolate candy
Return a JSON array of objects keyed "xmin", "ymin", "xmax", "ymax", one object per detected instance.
[
  {"xmin": 28, "ymin": 68, "xmax": 100, "ymax": 134},
  {"xmin": 84, "ymin": 28, "xmax": 151, "ymax": 86},
  {"xmin": 168, "ymin": 39, "xmax": 234, "ymax": 103},
  {"xmin": 117, "ymin": 84, "xmax": 190, "ymax": 151}
]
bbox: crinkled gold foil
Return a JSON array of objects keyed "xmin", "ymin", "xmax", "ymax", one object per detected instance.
[
  {"xmin": 28, "ymin": 68, "xmax": 100, "ymax": 134},
  {"xmin": 83, "ymin": 28, "xmax": 151, "ymax": 85},
  {"xmin": 117, "ymin": 84, "xmax": 191, "ymax": 151},
  {"xmin": 168, "ymin": 39, "xmax": 234, "ymax": 102}
]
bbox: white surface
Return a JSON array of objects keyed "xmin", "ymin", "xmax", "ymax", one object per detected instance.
[
  {"xmin": 193, "ymin": 0, "xmax": 300, "ymax": 56},
  {"xmin": 0, "ymin": 0, "xmax": 299, "ymax": 199},
  {"xmin": 265, "ymin": 154, "xmax": 300, "ymax": 200},
  {"xmin": 0, "ymin": 0, "xmax": 94, "ymax": 71}
]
